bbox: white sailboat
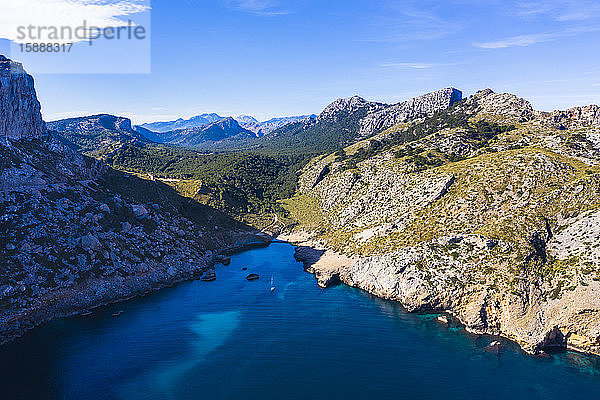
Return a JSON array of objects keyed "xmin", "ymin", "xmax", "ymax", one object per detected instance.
[{"xmin": 270, "ymin": 275, "xmax": 275, "ymax": 292}]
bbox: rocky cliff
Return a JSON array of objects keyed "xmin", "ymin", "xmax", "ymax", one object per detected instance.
[
  {"xmin": 285, "ymin": 88, "xmax": 600, "ymax": 356},
  {"xmin": 359, "ymin": 88, "xmax": 463, "ymax": 136},
  {"xmin": 0, "ymin": 56, "xmax": 268, "ymax": 343},
  {"xmin": 544, "ymin": 105, "xmax": 600, "ymax": 129},
  {"xmin": 0, "ymin": 56, "xmax": 46, "ymax": 140}
]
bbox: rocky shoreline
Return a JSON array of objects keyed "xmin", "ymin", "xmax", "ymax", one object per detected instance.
[
  {"xmin": 0, "ymin": 233, "xmax": 271, "ymax": 345},
  {"xmin": 283, "ymin": 231, "xmax": 600, "ymax": 358}
]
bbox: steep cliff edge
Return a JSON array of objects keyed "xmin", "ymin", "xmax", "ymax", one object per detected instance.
[
  {"xmin": 285, "ymin": 89, "xmax": 600, "ymax": 356},
  {"xmin": 0, "ymin": 56, "xmax": 268, "ymax": 343},
  {"xmin": 0, "ymin": 56, "xmax": 46, "ymax": 140},
  {"xmin": 359, "ymin": 88, "xmax": 463, "ymax": 137}
]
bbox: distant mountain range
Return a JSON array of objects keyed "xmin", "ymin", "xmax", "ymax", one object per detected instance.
[
  {"xmin": 236, "ymin": 115, "xmax": 316, "ymax": 136},
  {"xmin": 136, "ymin": 117, "xmax": 256, "ymax": 147},
  {"xmin": 138, "ymin": 114, "xmax": 315, "ymax": 137},
  {"xmin": 138, "ymin": 113, "xmax": 223, "ymax": 133},
  {"xmin": 48, "ymin": 89, "xmax": 463, "ymax": 154}
]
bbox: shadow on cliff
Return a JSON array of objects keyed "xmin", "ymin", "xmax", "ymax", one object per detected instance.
[
  {"xmin": 98, "ymin": 167, "xmax": 260, "ymax": 241},
  {"xmin": 293, "ymin": 245, "xmax": 326, "ymax": 269}
]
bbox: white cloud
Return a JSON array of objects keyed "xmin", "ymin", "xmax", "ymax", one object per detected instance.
[
  {"xmin": 474, "ymin": 32, "xmax": 558, "ymax": 49},
  {"xmin": 380, "ymin": 62, "xmax": 437, "ymax": 69},
  {"xmin": 474, "ymin": 26, "xmax": 598, "ymax": 49},
  {"xmin": 225, "ymin": 0, "xmax": 290, "ymax": 16},
  {"xmin": 513, "ymin": 0, "xmax": 600, "ymax": 21},
  {"xmin": 0, "ymin": 0, "xmax": 150, "ymax": 44},
  {"xmin": 369, "ymin": 3, "xmax": 462, "ymax": 43}
]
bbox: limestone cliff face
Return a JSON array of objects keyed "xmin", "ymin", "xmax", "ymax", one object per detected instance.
[
  {"xmin": 288, "ymin": 88, "xmax": 600, "ymax": 356},
  {"xmin": 546, "ymin": 105, "xmax": 600, "ymax": 128},
  {"xmin": 466, "ymin": 89, "xmax": 534, "ymax": 122},
  {"xmin": 318, "ymin": 95, "xmax": 387, "ymax": 123},
  {"xmin": 315, "ymin": 89, "xmax": 462, "ymax": 140},
  {"xmin": 359, "ymin": 88, "xmax": 463, "ymax": 136},
  {"xmin": 0, "ymin": 55, "xmax": 46, "ymax": 140}
]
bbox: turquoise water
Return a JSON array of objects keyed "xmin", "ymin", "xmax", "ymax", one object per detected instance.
[{"xmin": 1, "ymin": 242, "xmax": 600, "ymax": 399}]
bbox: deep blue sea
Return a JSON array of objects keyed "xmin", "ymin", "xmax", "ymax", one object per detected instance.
[{"xmin": 1, "ymin": 242, "xmax": 600, "ymax": 399}]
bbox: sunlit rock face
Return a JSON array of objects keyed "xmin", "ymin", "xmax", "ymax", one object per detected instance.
[
  {"xmin": 359, "ymin": 88, "xmax": 463, "ymax": 136},
  {"xmin": 0, "ymin": 55, "xmax": 46, "ymax": 140}
]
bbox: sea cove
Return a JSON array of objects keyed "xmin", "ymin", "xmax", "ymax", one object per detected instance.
[{"xmin": 1, "ymin": 243, "xmax": 599, "ymax": 400}]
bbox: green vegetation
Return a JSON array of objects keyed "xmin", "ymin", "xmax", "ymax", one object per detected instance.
[
  {"xmin": 106, "ymin": 143, "xmax": 311, "ymax": 215},
  {"xmin": 336, "ymin": 104, "xmax": 516, "ymax": 171},
  {"xmin": 281, "ymin": 194, "xmax": 328, "ymax": 230}
]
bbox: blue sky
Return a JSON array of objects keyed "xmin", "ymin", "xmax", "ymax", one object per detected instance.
[{"xmin": 2, "ymin": 0, "xmax": 600, "ymax": 123}]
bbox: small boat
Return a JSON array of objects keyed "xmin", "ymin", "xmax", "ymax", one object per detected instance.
[
  {"xmin": 112, "ymin": 311, "xmax": 124, "ymax": 317},
  {"xmin": 246, "ymin": 274, "xmax": 259, "ymax": 281},
  {"xmin": 270, "ymin": 276, "xmax": 276, "ymax": 292}
]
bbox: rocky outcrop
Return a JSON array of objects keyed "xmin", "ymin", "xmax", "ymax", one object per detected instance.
[
  {"xmin": 466, "ymin": 89, "xmax": 535, "ymax": 122},
  {"xmin": 359, "ymin": 88, "xmax": 463, "ymax": 136},
  {"xmin": 319, "ymin": 96, "xmax": 387, "ymax": 122},
  {"xmin": 544, "ymin": 105, "xmax": 600, "ymax": 129},
  {"xmin": 466, "ymin": 89, "xmax": 600, "ymax": 129},
  {"xmin": 0, "ymin": 55, "xmax": 46, "ymax": 140}
]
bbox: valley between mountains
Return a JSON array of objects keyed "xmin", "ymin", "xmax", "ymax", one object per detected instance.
[{"xmin": 2, "ymin": 54, "xmax": 600, "ymax": 357}]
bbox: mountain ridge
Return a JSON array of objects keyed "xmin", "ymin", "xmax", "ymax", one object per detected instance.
[
  {"xmin": 138, "ymin": 113, "xmax": 315, "ymax": 137},
  {"xmin": 139, "ymin": 113, "xmax": 224, "ymax": 133},
  {"xmin": 46, "ymin": 114, "xmax": 149, "ymax": 157}
]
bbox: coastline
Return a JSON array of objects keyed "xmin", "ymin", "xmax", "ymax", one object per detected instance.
[
  {"xmin": 3, "ymin": 225, "xmax": 598, "ymax": 361},
  {"xmin": 279, "ymin": 230, "xmax": 600, "ymax": 358},
  {"xmin": 0, "ymin": 233, "xmax": 271, "ymax": 346}
]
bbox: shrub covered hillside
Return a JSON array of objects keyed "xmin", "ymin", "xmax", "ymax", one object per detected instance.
[{"xmin": 286, "ymin": 89, "xmax": 600, "ymax": 356}]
